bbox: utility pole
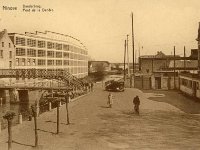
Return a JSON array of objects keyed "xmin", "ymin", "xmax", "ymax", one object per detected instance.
[
  {"xmin": 137, "ymin": 44, "xmax": 141, "ymax": 72},
  {"xmin": 127, "ymin": 35, "xmax": 130, "ymax": 76},
  {"xmin": 139, "ymin": 44, "xmax": 141, "ymax": 58},
  {"xmin": 198, "ymin": 22, "xmax": 200, "ymax": 74},
  {"xmin": 174, "ymin": 46, "xmax": 176, "ymax": 89},
  {"xmin": 124, "ymin": 40, "xmax": 127, "ymax": 81},
  {"xmin": 131, "ymin": 12, "xmax": 134, "ymax": 74},
  {"xmin": 184, "ymin": 46, "xmax": 186, "ymax": 71},
  {"xmin": 135, "ymin": 49, "xmax": 137, "ymax": 69}
]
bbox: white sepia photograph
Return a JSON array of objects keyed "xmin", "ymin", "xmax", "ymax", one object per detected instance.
[{"xmin": 0, "ymin": 0, "xmax": 200, "ymax": 149}]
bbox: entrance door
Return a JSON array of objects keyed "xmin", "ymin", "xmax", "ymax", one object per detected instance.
[{"xmin": 155, "ymin": 77, "xmax": 161, "ymax": 89}]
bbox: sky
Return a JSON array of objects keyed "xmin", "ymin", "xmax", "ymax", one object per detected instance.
[{"xmin": 0, "ymin": 0, "xmax": 200, "ymax": 63}]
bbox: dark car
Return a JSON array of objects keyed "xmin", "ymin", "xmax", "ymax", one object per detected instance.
[{"xmin": 105, "ymin": 80, "xmax": 125, "ymax": 92}]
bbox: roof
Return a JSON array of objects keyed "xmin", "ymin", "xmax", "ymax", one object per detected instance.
[
  {"xmin": 89, "ymin": 61, "xmax": 110, "ymax": 64},
  {"xmin": 140, "ymin": 51, "xmax": 180, "ymax": 59},
  {"xmin": 8, "ymin": 30, "xmax": 86, "ymax": 49}
]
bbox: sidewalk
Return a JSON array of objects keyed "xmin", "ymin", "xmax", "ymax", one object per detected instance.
[{"xmin": 0, "ymin": 85, "xmax": 200, "ymax": 150}]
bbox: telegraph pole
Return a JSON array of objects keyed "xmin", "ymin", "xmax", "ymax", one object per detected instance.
[
  {"xmin": 174, "ymin": 46, "xmax": 176, "ymax": 89},
  {"xmin": 124, "ymin": 40, "xmax": 127, "ymax": 81},
  {"xmin": 131, "ymin": 12, "xmax": 134, "ymax": 74},
  {"xmin": 135, "ymin": 49, "xmax": 137, "ymax": 68},
  {"xmin": 198, "ymin": 22, "xmax": 200, "ymax": 74},
  {"xmin": 184, "ymin": 46, "xmax": 186, "ymax": 71},
  {"xmin": 127, "ymin": 35, "xmax": 130, "ymax": 76}
]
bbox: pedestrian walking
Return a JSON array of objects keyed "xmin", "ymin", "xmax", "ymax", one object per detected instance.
[
  {"xmin": 107, "ymin": 93, "xmax": 114, "ymax": 108},
  {"xmin": 133, "ymin": 95, "xmax": 140, "ymax": 115}
]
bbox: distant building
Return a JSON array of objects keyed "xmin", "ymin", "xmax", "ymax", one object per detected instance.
[
  {"xmin": 168, "ymin": 60, "xmax": 197, "ymax": 71},
  {"xmin": 88, "ymin": 61, "xmax": 111, "ymax": 73},
  {"xmin": 136, "ymin": 50, "xmax": 199, "ymax": 90},
  {"xmin": 139, "ymin": 51, "xmax": 180, "ymax": 74},
  {"xmin": 179, "ymin": 22, "xmax": 200, "ymax": 99},
  {"xmin": 111, "ymin": 63, "xmax": 128, "ymax": 70}
]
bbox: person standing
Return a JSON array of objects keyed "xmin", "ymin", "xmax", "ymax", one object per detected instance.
[
  {"xmin": 91, "ymin": 82, "xmax": 94, "ymax": 92},
  {"xmin": 133, "ymin": 95, "xmax": 140, "ymax": 114},
  {"xmin": 107, "ymin": 93, "xmax": 114, "ymax": 108}
]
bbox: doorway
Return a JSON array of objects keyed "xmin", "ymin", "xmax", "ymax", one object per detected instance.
[{"xmin": 155, "ymin": 77, "xmax": 161, "ymax": 89}]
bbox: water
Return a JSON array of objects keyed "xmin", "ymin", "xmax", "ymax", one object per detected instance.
[
  {"xmin": 0, "ymin": 92, "xmax": 79, "ymax": 130},
  {"xmin": 0, "ymin": 102, "xmax": 31, "ymax": 130}
]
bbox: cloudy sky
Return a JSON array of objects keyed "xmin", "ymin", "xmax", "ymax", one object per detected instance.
[{"xmin": 1, "ymin": 0, "xmax": 200, "ymax": 62}]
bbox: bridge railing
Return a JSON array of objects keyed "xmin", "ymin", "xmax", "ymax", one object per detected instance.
[{"xmin": 0, "ymin": 69, "xmax": 85, "ymax": 89}]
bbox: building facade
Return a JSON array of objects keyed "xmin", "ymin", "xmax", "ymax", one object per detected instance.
[
  {"xmin": 139, "ymin": 51, "xmax": 180, "ymax": 74},
  {"xmin": 0, "ymin": 29, "xmax": 15, "ymax": 69},
  {"xmin": 179, "ymin": 22, "xmax": 200, "ymax": 99},
  {"xmin": 0, "ymin": 30, "xmax": 88, "ymax": 78}
]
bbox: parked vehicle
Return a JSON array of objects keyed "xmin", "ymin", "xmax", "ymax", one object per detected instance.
[{"xmin": 105, "ymin": 80, "xmax": 124, "ymax": 92}]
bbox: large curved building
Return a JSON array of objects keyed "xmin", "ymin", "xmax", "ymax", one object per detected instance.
[{"xmin": 0, "ymin": 29, "xmax": 88, "ymax": 78}]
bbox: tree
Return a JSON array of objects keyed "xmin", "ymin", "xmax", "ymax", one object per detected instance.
[
  {"xmin": 3, "ymin": 111, "xmax": 15, "ymax": 150},
  {"xmin": 94, "ymin": 63, "xmax": 106, "ymax": 81}
]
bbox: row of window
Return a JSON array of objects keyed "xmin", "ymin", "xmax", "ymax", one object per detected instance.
[
  {"xmin": 15, "ymin": 37, "xmax": 87, "ymax": 55},
  {"xmin": 15, "ymin": 58, "xmax": 88, "ymax": 66},
  {"xmin": 67, "ymin": 67, "xmax": 88, "ymax": 74},
  {"xmin": 16, "ymin": 48, "xmax": 87, "ymax": 60},
  {"xmin": 15, "ymin": 58, "xmax": 88, "ymax": 74},
  {"xmin": 1, "ymin": 42, "xmax": 11, "ymax": 48},
  {"xmin": 0, "ymin": 50, "xmax": 12, "ymax": 58},
  {"xmin": 181, "ymin": 78, "xmax": 200, "ymax": 89}
]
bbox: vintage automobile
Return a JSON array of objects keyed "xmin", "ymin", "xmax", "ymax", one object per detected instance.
[{"xmin": 105, "ymin": 79, "xmax": 125, "ymax": 92}]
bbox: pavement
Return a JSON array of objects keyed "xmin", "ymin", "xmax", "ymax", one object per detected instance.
[{"xmin": 1, "ymin": 84, "xmax": 200, "ymax": 150}]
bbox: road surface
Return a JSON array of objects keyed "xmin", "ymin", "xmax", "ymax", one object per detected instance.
[{"xmin": 0, "ymin": 84, "xmax": 200, "ymax": 150}]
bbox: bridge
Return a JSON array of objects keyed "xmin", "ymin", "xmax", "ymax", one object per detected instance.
[{"xmin": 0, "ymin": 69, "xmax": 88, "ymax": 104}]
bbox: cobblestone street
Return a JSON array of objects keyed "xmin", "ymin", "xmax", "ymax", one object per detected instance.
[{"xmin": 1, "ymin": 84, "xmax": 200, "ymax": 150}]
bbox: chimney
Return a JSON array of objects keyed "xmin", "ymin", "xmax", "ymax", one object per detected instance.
[{"xmin": 3, "ymin": 29, "xmax": 7, "ymax": 34}]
